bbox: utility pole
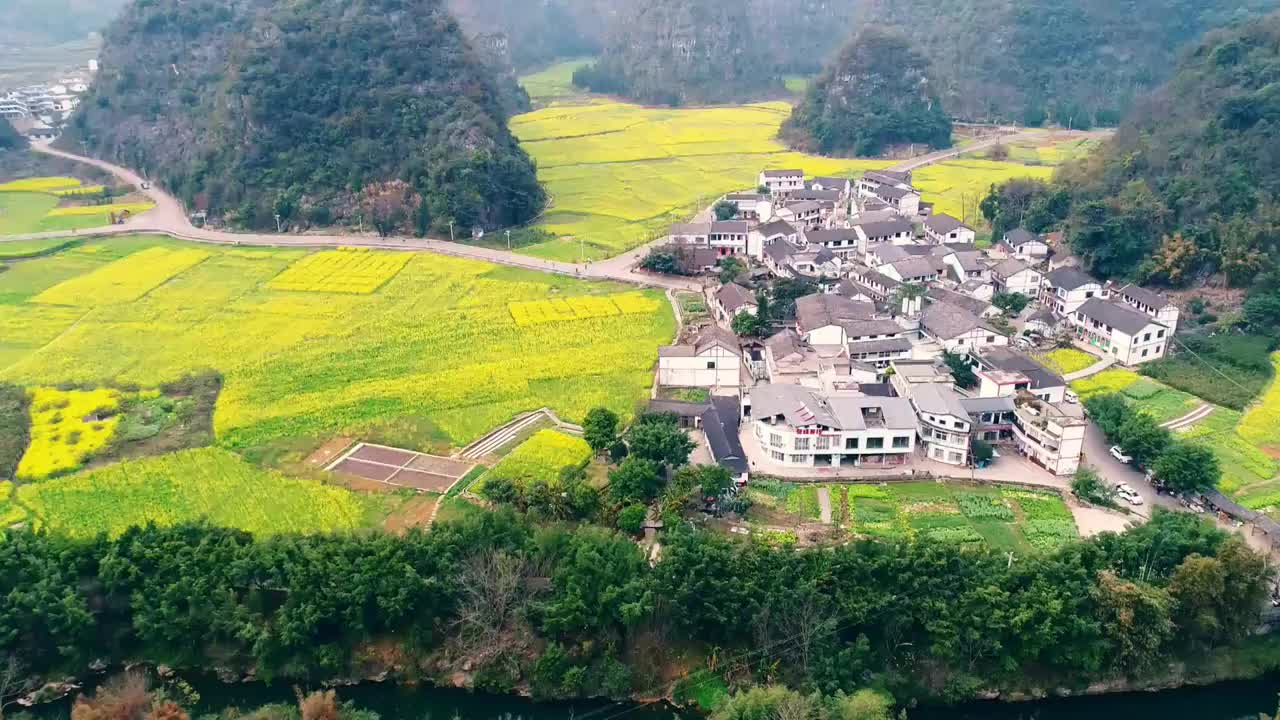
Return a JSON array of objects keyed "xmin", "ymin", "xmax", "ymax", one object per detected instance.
[
  {"xmin": 448, "ymin": 220, "xmax": 455, "ymax": 243},
  {"xmin": 506, "ymin": 229, "xmax": 512, "ymax": 250},
  {"xmin": 274, "ymin": 213, "xmax": 282, "ymax": 233}
]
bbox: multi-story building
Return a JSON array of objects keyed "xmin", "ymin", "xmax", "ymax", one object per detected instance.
[
  {"xmin": 747, "ymin": 384, "xmax": 918, "ymax": 468},
  {"xmin": 667, "ymin": 221, "xmax": 750, "ymax": 257},
  {"xmin": 1116, "ymin": 284, "xmax": 1180, "ymax": 335},
  {"xmin": 1041, "ymin": 267, "xmax": 1104, "ymax": 317},
  {"xmin": 990, "ymin": 259, "xmax": 1043, "ymax": 297},
  {"xmin": 759, "ymin": 168, "xmax": 805, "ymax": 196},
  {"xmin": 657, "ymin": 326, "xmax": 742, "ymax": 388},
  {"xmin": 1069, "ymin": 298, "xmax": 1170, "ymax": 365},
  {"xmin": 923, "ymin": 213, "xmax": 976, "ymax": 245},
  {"xmin": 1009, "ymin": 394, "xmax": 1087, "ymax": 475},
  {"xmin": 904, "ymin": 383, "xmax": 972, "ymax": 466}
]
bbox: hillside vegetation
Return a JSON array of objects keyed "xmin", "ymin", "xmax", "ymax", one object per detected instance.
[
  {"xmin": 0, "ymin": 0, "xmax": 129, "ymax": 45},
  {"xmin": 783, "ymin": 27, "xmax": 952, "ymax": 157},
  {"xmin": 64, "ymin": 0, "xmax": 545, "ymax": 234},
  {"xmin": 571, "ymin": 0, "xmax": 778, "ymax": 105}
]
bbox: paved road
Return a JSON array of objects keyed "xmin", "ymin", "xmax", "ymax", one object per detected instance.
[{"xmin": 11, "ymin": 143, "xmax": 706, "ymax": 291}]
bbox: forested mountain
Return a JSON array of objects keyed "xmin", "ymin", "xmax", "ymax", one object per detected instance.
[
  {"xmin": 857, "ymin": 0, "xmax": 1275, "ymax": 127},
  {"xmin": 782, "ymin": 27, "xmax": 951, "ymax": 157},
  {"xmin": 445, "ymin": 0, "xmax": 614, "ymax": 70},
  {"xmin": 0, "ymin": 0, "xmax": 129, "ymax": 44},
  {"xmin": 984, "ymin": 14, "xmax": 1280, "ymax": 288},
  {"xmin": 0, "ymin": 121, "xmax": 26, "ymax": 152},
  {"xmin": 64, "ymin": 0, "xmax": 546, "ymax": 233},
  {"xmin": 571, "ymin": 0, "xmax": 779, "ymax": 106}
]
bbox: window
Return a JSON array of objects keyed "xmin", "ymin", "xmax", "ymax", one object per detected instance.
[
  {"xmin": 1142, "ymin": 349, "xmax": 1148, "ymax": 358},
  {"xmin": 867, "ymin": 438, "xmax": 884, "ymax": 450},
  {"xmin": 789, "ymin": 454, "xmax": 807, "ymax": 464},
  {"xmin": 1086, "ymin": 291, "xmax": 1094, "ymax": 299},
  {"xmin": 770, "ymin": 433, "xmax": 782, "ymax": 448},
  {"xmin": 815, "ymin": 436, "xmax": 831, "ymax": 451},
  {"xmin": 771, "ymin": 451, "xmax": 784, "ymax": 462},
  {"xmin": 794, "ymin": 437, "xmax": 810, "ymax": 451},
  {"xmin": 949, "ymin": 451, "xmax": 963, "ymax": 463},
  {"xmin": 706, "ymin": 361, "xmax": 717, "ymax": 369},
  {"xmin": 1143, "ymin": 332, "xmax": 1151, "ymax": 342},
  {"xmin": 1157, "ymin": 329, "xmax": 1165, "ymax": 338},
  {"xmin": 953, "ymin": 420, "xmax": 965, "ymax": 429},
  {"xmin": 986, "ymin": 335, "xmax": 996, "ymax": 343},
  {"xmin": 933, "ymin": 447, "xmax": 944, "ymax": 459},
  {"xmin": 845, "ymin": 437, "xmax": 860, "ymax": 450},
  {"xmin": 934, "ymin": 431, "xmax": 949, "ymax": 443},
  {"xmin": 892, "ymin": 436, "xmax": 910, "ymax": 449}
]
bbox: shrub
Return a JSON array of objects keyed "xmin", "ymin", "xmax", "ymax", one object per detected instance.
[{"xmin": 617, "ymin": 503, "xmax": 647, "ymax": 534}]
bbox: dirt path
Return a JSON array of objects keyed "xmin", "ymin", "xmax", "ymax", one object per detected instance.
[
  {"xmin": 1162, "ymin": 403, "xmax": 1214, "ymax": 430},
  {"xmin": 817, "ymin": 487, "xmax": 833, "ymax": 525}
]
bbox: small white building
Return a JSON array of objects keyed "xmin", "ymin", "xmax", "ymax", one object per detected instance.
[
  {"xmin": 776, "ymin": 200, "xmax": 823, "ymax": 230},
  {"xmin": 942, "ymin": 251, "xmax": 989, "ymax": 283},
  {"xmin": 1070, "ymin": 298, "xmax": 1170, "ymax": 366},
  {"xmin": 854, "ymin": 218, "xmax": 915, "ymax": 251},
  {"xmin": 904, "ymin": 383, "xmax": 972, "ymax": 466},
  {"xmin": 990, "ymin": 259, "xmax": 1043, "ymax": 297},
  {"xmin": 809, "ymin": 176, "xmax": 853, "ymax": 202},
  {"xmin": 805, "ymin": 228, "xmax": 860, "ymax": 258},
  {"xmin": 1009, "ymin": 396, "xmax": 1087, "ymax": 476},
  {"xmin": 920, "ymin": 302, "xmax": 1010, "ymax": 353},
  {"xmin": 714, "ymin": 283, "xmax": 758, "ymax": 322},
  {"xmin": 759, "ymin": 168, "xmax": 804, "ymax": 196},
  {"xmin": 1041, "ymin": 267, "xmax": 1104, "ymax": 318},
  {"xmin": 1116, "ymin": 284, "xmax": 1180, "ymax": 335},
  {"xmin": 923, "ymin": 213, "xmax": 976, "ymax": 245},
  {"xmin": 881, "ymin": 256, "xmax": 945, "ymax": 284},
  {"xmin": 657, "ymin": 326, "xmax": 743, "ymax": 388},
  {"xmin": 749, "ymin": 219, "xmax": 802, "ymax": 259},
  {"xmin": 795, "ymin": 293, "xmax": 876, "ymax": 346},
  {"xmin": 993, "ymin": 228, "xmax": 1050, "ymax": 261},
  {"xmin": 873, "ymin": 185, "xmax": 921, "ymax": 217}
]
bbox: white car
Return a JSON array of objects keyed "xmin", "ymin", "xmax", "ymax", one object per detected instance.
[
  {"xmin": 1109, "ymin": 445, "xmax": 1133, "ymax": 464},
  {"xmin": 1064, "ymin": 390, "xmax": 1079, "ymax": 404},
  {"xmin": 1114, "ymin": 483, "xmax": 1144, "ymax": 506}
]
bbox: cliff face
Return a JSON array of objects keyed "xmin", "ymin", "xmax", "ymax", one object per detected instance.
[
  {"xmin": 573, "ymin": 0, "xmax": 779, "ymax": 106},
  {"xmin": 783, "ymin": 26, "xmax": 951, "ymax": 157},
  {"xmin": 445, "ymin": 0, "xmax": 614, "ymax": 69},
  {"xmin": 65, "ymin": 0, "xmax": 545, "ymax": 232}
]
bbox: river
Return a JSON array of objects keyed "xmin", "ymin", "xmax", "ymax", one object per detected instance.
[{"xmin": 26, "ymin": 673, "xmax": 1280, "ymax": 720}]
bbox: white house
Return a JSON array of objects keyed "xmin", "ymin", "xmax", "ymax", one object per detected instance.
[
  {"xmin": 809, "ymin": 176, "xmax": 852, "ymax": 202},
  {"xmin": 993, "ymin": 228, "xmax": 1050, "ymax": 261},
  {"xmin": 759, "ymin": 168, "xmax": 804, "ymax": 196},
  {"xmin": 920, "ymin": 302, "xmax": 1009, "ymax": 353},
  {"xmin": 747, "ymin": 384, "xmax": 918, "ymax": 469},
  {"xmin": 776, "ymin": 200, "xmax": 823, "ymax": 230},
  {"xmin": 657, "ymin": 326, "xmax": 742, "ymax": 387},
  {"xmin": 990, "ymin": 259, "xmax": 1043, "ymax": 297},
  {"xmin": 804, "ymin": 228, "xmax": 860, "ymax": 258},
  {"xmin": 923, "ymin": 214, "xmax": 976, "ymax": 245},
  {"xmin": 1117, "ymin": 284, "xmax": 1180, "ymax": 335},
  {"xmin": 853, "ymin": 218, "xmax": 915, "ymax": 251},
  {"xmin": 881, "ymin": 256, "xmax": 945, "ymax": 284},
  {"xmin": 667, "ymin": 221, "xmax": 749, "ymax": 257},
  {"xmin": 1069, "ymin": 298, "xmax": 1170, "ymax": 366},
  {"xmin": 903, "ymin": 383, "xmax": 972, "ymax": 466},
  {"xmin": 749, "ymin": 219, "xmax": 802, "ymax": 259},
  {"xmin": 795, "ymin": 293, "xmax": 876, "ymax": 345},
  {"xmin": 1041, "ymin": 267, "xmax": 1104, "ymax": 317},
  {"xmin": 972, "ymin": 347, "xmax": 1067, "ymax": 404},
  {"xmin": 724, "ymin": 192, "xmax": 767, "ymax": 220},
  {"xmin": 714, "ymin": 283, "xmax": 758, "ymax": 322},
  {"xmin": 857, "ymin": 170, "xmax": 913, "ymax": 198},
  {"xmin": 942, "ymin": 251, "xmax": 989, "ymax": 283},
  {"xmin": 873, "ymin": 185, "xmax": 921, "ymax": 217},
  {"xmin": 1008, "ymin": 395, "xmax": 1087, "ymax": 475}
]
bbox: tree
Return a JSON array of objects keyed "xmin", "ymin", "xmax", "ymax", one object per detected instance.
[
  {"xmin": 0, "ymin": 655, "xmax": 34, "ymax": 720},
  {"xmin": 1071, "ymin": 466, "xmax": 1116, "ymax": 506},
  {"xmin": 538, "ymin": 527, "xmax": 653, "ymax": 636},
  {"xmin": 714, "ymin": 200, "xmax": 738, "ymax": 221},
  {"xmin": 1085, "ymin": 393, "xmax": 1131, "ymax": 439},
  {"xmin": 641, "ymin": 250, "xmax": 682, "ymax": 275},
  {"xmin": 832, "ymin": 690, "xmax": 894, "ymax": 720},
  {"xmin": 674, "ymin": 464, "xmax": 734, "ymax": 500},
  {"xmin": 1092, "ymin": 571, "xmax": 1174, "ymax": 673},
  {"xmin": 1152, "ymin": 442, "xmax": 1220, "ymax": 494},
  {"xmin": 617, "ymin": 504, "xmax": 648, "ymax": 534},
  {"xmin": 1168, "ymin": 540, "xmax": 1267, "ymax": 651},
  {"xmin": 731, "ymin": 310, "xmax": 763, "ymax": 338},
  {"xmin": 943, "ymin": 351, "xmax": 977, "ymax": 389},
  {"xmin": 970, "ymin": 438, "xmax": 994, "ymax": 465},
  {"xmin": 628, "ymin": 415, "xmax": 695, "ymax": 469},
  {"xmin": 991, "ymin": 292, "xmax": 1029, "ymax": 316},
  {"xmin": 719, "ymin": 256, "xmax": 745, "ymax": 284},
  {"xmin": 1117, "ymin": 412, "xmax": 1171, "ymax": 466},
  {"xmin": 451, "ymin": 550, "xmax": 535, "ymax": 666},
  {"xmin": 583, "ymin": 407, "xmax": 621, "ymax": 455},
  {"xmin": 608, "ymin": 456, "xmax": 663, "ymax": 503}
]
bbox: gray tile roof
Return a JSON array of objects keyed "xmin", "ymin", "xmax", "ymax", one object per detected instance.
[
  {"xmin": 1118, "ymin": 284, "xmax": 1172, "ymax": 310},
  {"xmin": 856, "ymin": 218, "xmax": 914, "ymax": 238},
  {"xmin": 791, "ymin": 189, "xmax": 842, "ymax": 203},
  {"xmin": 1003, "ymin": 228, "xmax": 1038, "ymax": 246},
  {"xmin": 762, "ymin": 168, "xmax": 803, "ymax": 177},
  {"xmin": 764, "ymin": 240, "xmax": 799, "ymax": 263},
  {"xmin": 875, "ymin": 185, "xmax": 915, "ymax": 201},
  {"xmin": 886, "ymin": 256, "xmax": 944, "ymax": 280},
  {"xmin": 991, "ymin": 258, "xmax": 1033, "ymax": 279},
  {"xmin": 921, "ymin": 302, "xmax": 986, "ymax": 339},
  {"xmin": 977, "ymin": 347, "xmax": 1064, "ymax": 389},
  {"xmin": 910, "ymin": 383, "xmax": 970, "ymax": 419},
  {"xmin": 926, "ymin": 287, "xmax": 992, "ymax": 317},
  {"xmin": 1076, "ymin": 298, "xmax": 1165, "ymax": 336},
  {"xmin": 694, "ymin": 325, "xmax": 741, "ymax": 355},
  {"xmin": 716, "ymin": 283, "xmax": 757, "ymax": 312},
  {"xmin": 725, "ymin": 193, "xmax": 764, "ymax": 201},
  {"xmin": 670, "ymin": 222, "xmax": 710, "ymax": 236},
  {"xmin": 756, "ymin": 219, "xmax": 798, "ymax": 237},
  {"xmin": 806, "ymin": 228, "xmax": 859, "ymax": 245},
  {"xmin": 924, "ymin": 213, "xmax": 969, "ymax": 234},
  {"xmin": 710, "ymin": 220, "xmax": 749, "ymax": 234},
  {"xmin": 785, "ymin": 200, "xmax": 821, "ymax": 214},
  {"xmin": 795, "ymin": 293, "xmax": 875, "ymax": 330},
  {"xmin": 841, "ymin": 318, "xmax": 903, "ymax": 338},
  {"xmin": 869, "ymin": 243, "xmax": 910, "ymax": 264},
  {"xmin": 750, "ymin": 384, "xmax": 916, "ymax": 431},
  {"xmin": 1045, "ymin": 267, "xmax": 1098, "ymax": 291},
  {"xmin": 811, "ymin": 176, "xmax": 850, "ymax": 189},
  {"xmin": 960, "ymin": 396, "xmax": 1016, "ymax": 415},
  {"xmin": 703, "ymin": 395, "xmax": 748, "ymax": 475},
  {"xmin": 951, "ymin": 251, "xmax": 986, "ymax": 271}
]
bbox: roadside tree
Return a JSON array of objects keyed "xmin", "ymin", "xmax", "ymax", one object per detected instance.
[
  {"xmin": 583, "ymin": 407, "xmax": 621, "ymax": 455},
  {"xmin": 1152, "ymin": 442, "xmax": 1220, "ymax": 494}
]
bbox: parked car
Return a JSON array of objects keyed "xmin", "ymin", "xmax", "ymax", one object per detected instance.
[
  {"xmin": 1065, "ymin": 389, "xmax": 1079, "ymax": 404},
  {"xmin": 1115, "ymin": 484, "xmax": 1144, "ymax": 506},
  {"xmin": 1013, "ymin": 337, "xmax": 1035, "ymax": 350},
  {"xmin": 1109, "ymin": 445, "xmax": 1133, "ymax": 464}
]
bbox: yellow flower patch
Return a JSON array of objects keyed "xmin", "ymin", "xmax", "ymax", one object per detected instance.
[
  {"xmin": 267, "ymin": 248, "xmax": 413, "ymax": 294},
  {"xmin": 45, "ymin": 202, "xmax": 156, "ymax": 217},
  {"xmin": 0, "ymin": 176, "xmax": 81, "ymax": 192},
  {"xmin": 508, "ymin": 291, "xmax": 659, "ymax": 326},
  {"xmin": 17, "ymin": 387, "xmax": 121, "ymax": 481},
  {"xmin": 32, "ymin": 246, "xmax": 210, "ymax": 306}
]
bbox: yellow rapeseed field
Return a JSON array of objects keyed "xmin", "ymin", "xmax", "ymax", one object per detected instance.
[
  {"xmin": 17, "ymin": 386, "xmax": 121, "ymax": 481},
  {"xmin": 45, "ymin": 202, "xmax": 157, "ymax": 217},
  {"xmin": 32, "ymin": 246, "xmax": 210, "ymax": 306},
  {"xmin": 509, "ymin": 291, "xmax": 661, "ymax": 326},
  {"xmin": 912, "ymin": 160, "xmax": 1055, "ymax": 222},
  {"xmin": 268, "ymin": 248, "xmax": 413, "ymax": 294},
  {"xmin": 0, "ymin": 236, "xmax": 675, "ymax": 453},
  {"xmin": 0, "ymin": 177, "xmax": 81, "ymax": 192}
]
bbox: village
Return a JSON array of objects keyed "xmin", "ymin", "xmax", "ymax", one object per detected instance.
[{"xmin": 647, "ymin": 166, "xmax": 1185, "ymax": 499}]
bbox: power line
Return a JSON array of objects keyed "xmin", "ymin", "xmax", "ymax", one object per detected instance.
[{"xmin": 1167, "ymin": 335, "xmax": 1257, "ymax": 397}]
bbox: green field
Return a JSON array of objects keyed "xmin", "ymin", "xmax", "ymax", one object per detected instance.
[
  {"xmin": 1071, "ymin": 368, "xmax": 1202, "ymax": 424},
  {"xmin": 15, "ymin": 447, "xmax": 390, "ymax": 538},
  {"xmin": 478, "ymin": 429, "xmax": 591, "ymax": 491},
  {"xmin": 745, "ymin": 480, "xmax": 1078, "ymax": 553},
  {"xmin": 0, "ymin": 192, "xmax": 59, "ymax": 235},
  {"xmin": 0, "ymin": 236, "xmax": 675, "ymax": 455},
  {"xmin": 0, "ymin": 177, "xmax": 154, "ymax": 236}
]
